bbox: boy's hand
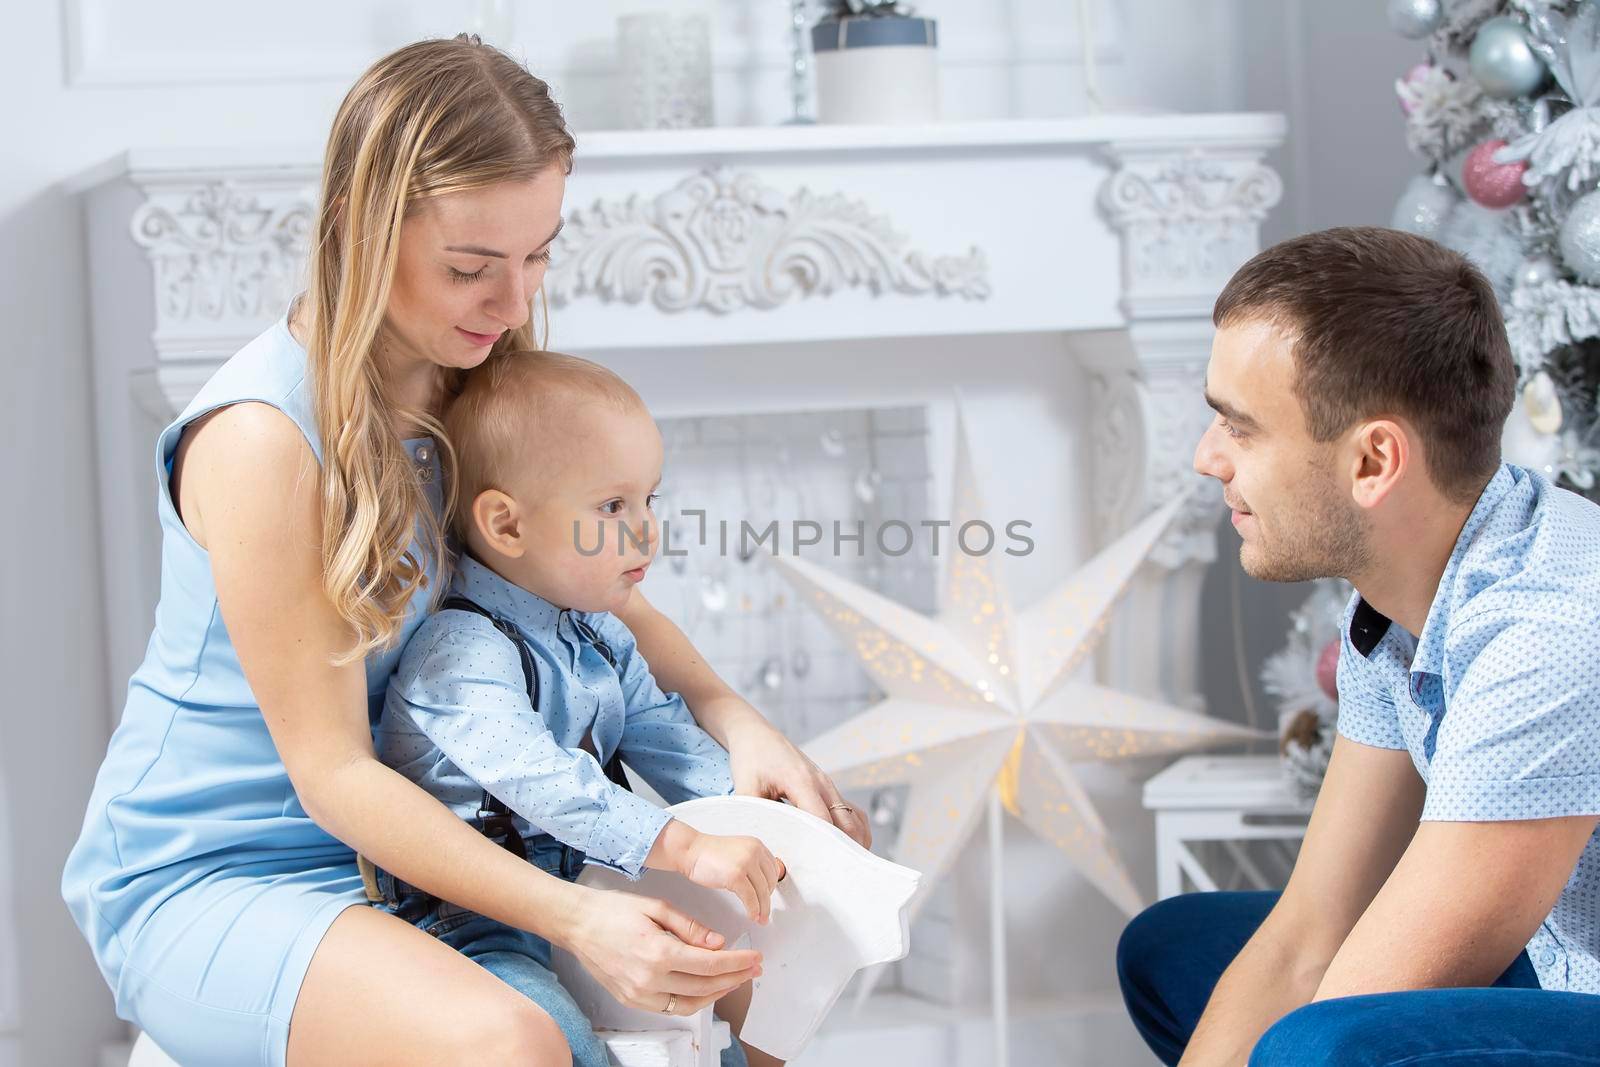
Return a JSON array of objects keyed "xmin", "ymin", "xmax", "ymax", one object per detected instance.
[{"xmin": 682, "ymin": 830, "xmax": 785, "ymax": 924}]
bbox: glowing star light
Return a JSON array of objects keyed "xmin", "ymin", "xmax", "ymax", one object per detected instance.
[{"xmin": 771, "ymin": 419, "xmax": 1262, "ymax": 930}]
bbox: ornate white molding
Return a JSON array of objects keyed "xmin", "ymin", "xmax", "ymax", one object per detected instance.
[
  {"xmin": 1100, "ymin": 149, "xmax": 1283, "ymax": 322},
  {"xmin": 546, "ymin": 167, "xmax": 991, "ymax": 314},
  {"xmin": 1088, "ymin": 367, "xmax": 1146, "ymax": 542},
  {"xmin": 1145, "ymin": 368, "xmax": 1222, "ymax": 569},
  {"xmin": 1087, "ymin": 358, "xmax": 1218, "ymax": 571},
  {"xmin": 130, "ymin": 181, "xmax": 315, "ymax": 329}
]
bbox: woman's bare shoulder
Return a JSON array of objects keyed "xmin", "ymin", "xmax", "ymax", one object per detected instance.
[{"xmin": 173, "ymin": 401, "xmax": 319, "ymax": 550}]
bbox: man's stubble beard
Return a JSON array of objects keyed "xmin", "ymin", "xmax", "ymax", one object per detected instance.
[{"xmin": 1239, "ymin": 471, "xmax": 1371, "ymax": 584}]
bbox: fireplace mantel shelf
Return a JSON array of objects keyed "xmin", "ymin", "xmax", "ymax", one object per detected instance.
[{"xmin": 72, "ymin": 113, "xmax": 1285, "ymax": 189}]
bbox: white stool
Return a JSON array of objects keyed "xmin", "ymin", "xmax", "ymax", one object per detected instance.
[
  {"xmin": 129, "ymin": 797, "xmax": 920, "ymax": 1067},
  {"xmin": 1142, "ymin": 754, "xmax": 1312, "ymax": 899}
]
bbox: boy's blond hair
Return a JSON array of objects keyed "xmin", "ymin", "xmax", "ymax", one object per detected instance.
[{"xmin": 442, "ymin": 350, "xmax": 646, "ymax": 541}]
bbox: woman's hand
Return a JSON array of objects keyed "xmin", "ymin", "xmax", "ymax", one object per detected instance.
[
  {"xmin": 719, "ymin": 699, "xmax": 873, "ymax": 850},
  {"xmin": 563, "ymin": 888, "xmax": 763, "ymax": 1016}
]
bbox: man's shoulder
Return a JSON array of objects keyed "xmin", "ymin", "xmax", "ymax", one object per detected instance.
[{"xmin": 1449, "ymin": 468, "xmax": 1600, "ymax": 627}]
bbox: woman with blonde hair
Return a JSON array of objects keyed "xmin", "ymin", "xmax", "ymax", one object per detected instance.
[{"xmin": 62, "ymin": 35, "xmax": 866, "ymax": 1067}]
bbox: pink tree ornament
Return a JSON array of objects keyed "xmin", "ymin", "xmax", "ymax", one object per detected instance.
[
  {"xmin": 1397, "ymin": 62, "xmax": 1433, "ymax": 114},
  {"xmin": 1463, "ymin": 139, "xmax": 1529, "ymax": 208},
  {"xmin": 1315, "ymin": 639, "xmax": 1340, "ymax": 701}
]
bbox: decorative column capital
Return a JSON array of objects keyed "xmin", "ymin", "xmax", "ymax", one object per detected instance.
[{"xmin": 1099, "ymin": 145, "xmax": 1282, "ymax": 323}]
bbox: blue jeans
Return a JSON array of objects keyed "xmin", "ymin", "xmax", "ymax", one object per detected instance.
[
  {"xmin": 374, "ymin": 835, "xmax": 748, "ymax": 1067},
  {"xmin": 1117, "ymin": 891, "xmax": 1600, "ymax": 1066}
]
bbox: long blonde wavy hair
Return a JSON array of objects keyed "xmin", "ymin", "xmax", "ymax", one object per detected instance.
[{"xmin": 304, "ymin": 35, "xmax": 574, "ymax": 663}]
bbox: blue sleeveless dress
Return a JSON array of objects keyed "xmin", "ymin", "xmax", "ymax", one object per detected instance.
[{"xmin": 62, "ymin": 314, "xmax": 441, "ymax": 1066}]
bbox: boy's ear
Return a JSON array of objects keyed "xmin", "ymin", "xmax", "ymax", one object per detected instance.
[{"xmin": 473, "ymin": 489, "xmax": 525, "ymax": 558}]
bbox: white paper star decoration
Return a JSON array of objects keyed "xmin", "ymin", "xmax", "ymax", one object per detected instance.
[{"xmin": 770, "ymin": 417, "xmax": 1263, "ymax": 928}]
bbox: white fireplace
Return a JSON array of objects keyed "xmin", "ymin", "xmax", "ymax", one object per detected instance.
[{"xmin": 74, "ymin": 112, "xmax": 1284, "ymax": 1058}]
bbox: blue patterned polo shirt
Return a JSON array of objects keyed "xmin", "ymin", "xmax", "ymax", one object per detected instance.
[{"xmin": 1336, "ymin": 463, "xmax": 1600, "ymax": 993}]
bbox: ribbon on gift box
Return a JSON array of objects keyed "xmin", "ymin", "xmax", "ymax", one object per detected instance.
[{"xmin": 811, "ymin": 14, "xmax": 937, "ymax": 53}]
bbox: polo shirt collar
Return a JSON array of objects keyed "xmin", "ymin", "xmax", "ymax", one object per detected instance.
[
  {"xmin": 1344, "ymin": 463, "xmax": 1515, "ymax": 672},
  {"xmin": 1348, "ymin": 596, "xmax": 1391, "ymax": 658},
  {"xmin": 1410, "ymin": 463, "xmax": 1515, "ymax": 677}
]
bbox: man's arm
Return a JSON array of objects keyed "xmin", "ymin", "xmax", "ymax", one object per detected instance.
[
  {"xmin": 1180, "ymin": 735, "xmax": 1425, "ymax": 1067},
  {"xmin": 1315, "ymin": 812, "xmax": 1596, "ymax": 998},
  {"xmin": 1311, "ymin": 606, "xmax": 1600, "ymax": 998},
  {"xmin": 1317, "ymin": 607, "xmax": 1600, "ymax": 995}
]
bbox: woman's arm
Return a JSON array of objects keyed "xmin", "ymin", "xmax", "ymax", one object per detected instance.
[
  {"xmin": 177, "ymin": 403, "xmax": 759, "ymax": 1011},
  {"xmin": 183, "ymin": 403, "xmax": 591, "ymax": 932},
  {"xmin": 611, "ymin": 588, "xmax": 760, "ymax": 744},
  {"xmin": 616, "ymin": 589, "xmax": 872, "ymax": 848}
]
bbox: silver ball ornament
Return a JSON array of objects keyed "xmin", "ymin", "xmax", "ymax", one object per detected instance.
[
  {"xmin": 1559, "ymin": 191, "xmax": 1600, "ymax": 285},
  {"xmin": 1470, "ymin": 17, "xmax": 1547, "ymax": 99},
  {"xmin": 1387, "ymin": 0, "xmax": 1443, "ymax": 39},
  {"xmin": 1515, "ymin": 255, "xmax": 1562, "ymax": 290},
  {"xmin": 1391, "ymin": 172, "xmax": 1460, "ymax": 240}
]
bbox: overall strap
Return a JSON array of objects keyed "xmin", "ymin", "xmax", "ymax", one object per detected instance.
[
  {"xmin": 565, "ymin": 616, "xmax": 629, "ymax": 789},
  {"xmin": 439, "ymin": 594, "xmax": 532, "ymax": 859},
  {"xmin": 441, "ymin": 595, "xmax": 539, "ymax": 704},
  {"xmin": 438, "ymin": 595, "xmax": 632, "ymax": 818},
  {"xmin": 570, "ymin": 615, "xmax": 618, "ymax": 669},
  {"xmin": 566, "ymin": 615, "xmax": 630, "ymax": 792}
]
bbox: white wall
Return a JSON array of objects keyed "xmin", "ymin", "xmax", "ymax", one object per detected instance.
[{"xmin": 0, "ymin": 2, "xmax": 1420, "ymax": 1062}]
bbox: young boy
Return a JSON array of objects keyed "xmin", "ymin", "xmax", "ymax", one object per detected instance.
[{"xmin": 375, "ymin": 350, "xmax": 782, "ymax": 1067}]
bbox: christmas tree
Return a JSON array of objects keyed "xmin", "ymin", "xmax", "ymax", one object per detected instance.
[{"xmin": 1389, "ymin": 0, "xmax": 1600, "ymax": 498}]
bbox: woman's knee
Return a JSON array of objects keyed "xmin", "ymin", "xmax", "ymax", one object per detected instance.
[{"xmin": 456, "ymin": 997, "xmax": 573, "ymax": 1067}]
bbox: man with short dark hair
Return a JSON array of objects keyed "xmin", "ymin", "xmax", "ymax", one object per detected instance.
[{"xmin": 1118, "ymin": 227, "xmax": 1600, "ymax": 1065}]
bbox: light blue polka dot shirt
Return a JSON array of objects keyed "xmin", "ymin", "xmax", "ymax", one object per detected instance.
[
  {"xmin": 378, "ymin": 554, "xmax": 734, "ymax": 879},
  {"xmin": 1336, "ymin": 463, "xmax": 1600, "ymax": 993}
]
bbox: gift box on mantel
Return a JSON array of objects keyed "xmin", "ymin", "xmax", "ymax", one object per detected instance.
[{"xmin": 810, "ymin": 7, "xmax": 939, "ymax": 125}]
